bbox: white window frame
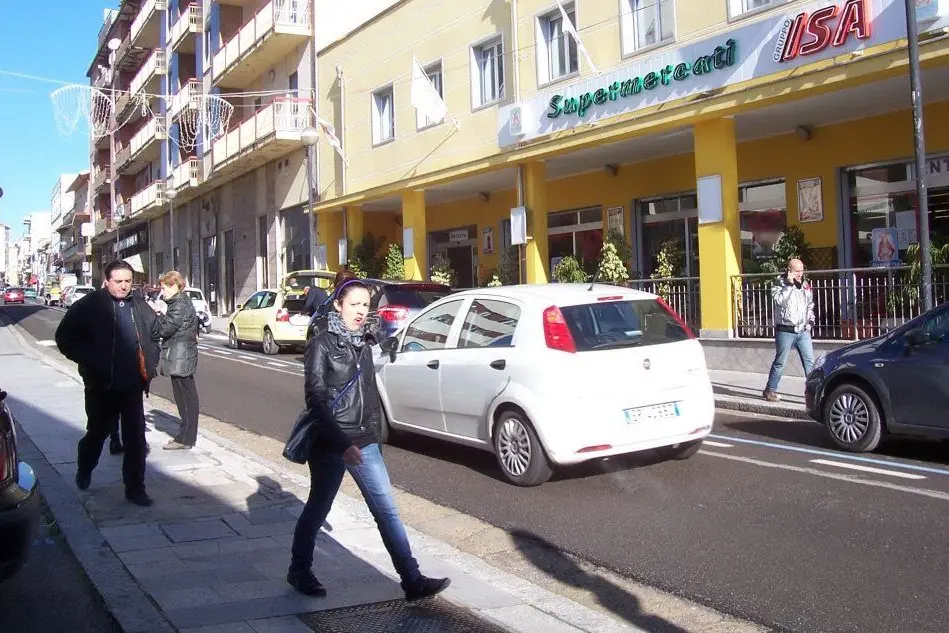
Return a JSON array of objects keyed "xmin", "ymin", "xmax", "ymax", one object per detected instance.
[
  {"xmin": 416, "ymin": 60, "xmax": 445, "ymax": 130},
  {"xmin": 620, "ymin": 0, "xmax": 676, "ymax": 57},
  {"xmin": 470, "ymin": 35, "xmax": 505, "ymax": 110},
  {"xmin": 371, "ymin": 85, "xmax": 395, "ymax": 146},
  {"xmin": 535, "ymin": 2, "xmax": 579, "ymax": 87},
  {"xmin": 727, "ymin": 0, "xmax": 788, "ymax": 20}
]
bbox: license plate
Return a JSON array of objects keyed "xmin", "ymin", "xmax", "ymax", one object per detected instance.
[{"xmin": 624, "ymin": 402, "xmax": 680, "ymax": 424}]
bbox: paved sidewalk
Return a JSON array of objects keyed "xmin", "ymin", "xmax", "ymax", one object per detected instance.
[
  {"xmin": 0, "ymin": 323, "xmax": 649, "ymax": 633},
  {"xmin": 710, "ymin": 369, "xmax": 807, "ymax": 419}
]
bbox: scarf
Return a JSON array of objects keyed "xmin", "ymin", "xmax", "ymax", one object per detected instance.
[{"xmin": 327, "ymin": 311, "xmax": 367, "ymax": 348}]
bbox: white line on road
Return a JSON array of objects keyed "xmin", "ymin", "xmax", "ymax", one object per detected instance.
[
  {"xmin": 197, "ymin": 350, "xmax": 303, "ymax": 377},
  {"xmin": 36, "ymin": 340, "xmax": 57, "ymax": 347},
  {"xmin": 211, "ymin": 350, "xmax": 233, "ymax": 356},
  {"xmin": 810, "ymin": 459, "xmax": 926, "ymax": 480},
  {"xmin": 267, "ymin": 361, "xmax": 288, "ymax": 367},
  {"xmin": 238, "ymin": 355, "xmax": 258, "ymax": 361},
  {"xmin": 703, "ymin": 440, "xmax": 734, "ymax": 448}
]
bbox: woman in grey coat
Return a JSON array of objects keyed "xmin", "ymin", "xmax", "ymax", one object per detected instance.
[{"xmin": 157, "ymin": 271, "xmax": 200, "ymax": 450}]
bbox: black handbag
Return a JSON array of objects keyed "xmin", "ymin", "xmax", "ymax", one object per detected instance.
[{"xmin": 282, "ymin": 369, "xmax": 362, "ymax": 464}]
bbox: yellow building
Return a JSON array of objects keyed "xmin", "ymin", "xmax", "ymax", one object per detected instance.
[{"xmin": 312, "ymin": 0, "xmax": 949, "ymax": 339}]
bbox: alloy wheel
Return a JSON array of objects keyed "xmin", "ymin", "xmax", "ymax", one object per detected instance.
[
  {"xmin": 828, "ymin": 393, "xmax": 870, "ymax": 444},
  {"xmin": 497, "ymin": 417, "xmax": 532, "ymax": 477}
]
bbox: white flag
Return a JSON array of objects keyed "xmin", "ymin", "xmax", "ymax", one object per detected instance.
[
  {"xmin": 555, "ymin": 0, "xmax": 599, "ymax": 75},
  {"xmin": 411, "ymin": 56, "xmax": 448, "ymax": 125},
  {"xmin": 317, "ymin": 116, "xmax": 348, "ymax": 167}
]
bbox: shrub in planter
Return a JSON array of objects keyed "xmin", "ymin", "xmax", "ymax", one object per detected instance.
[
  {"xmin": 382, "ymin": 243, "xmax": 404, "ymax": 280},
  {"xmin": 430, "ymin": 253, "xmax": 456, "ymax": 286},
  {"xmin": 553, "ymin": 255, "xmax": 588, "ymax": 283}
]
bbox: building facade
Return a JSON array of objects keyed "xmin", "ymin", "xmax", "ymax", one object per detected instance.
[
  {"xmin": 0, "ymin": 223, "xmax": 9, "ymax": 284},
  {"xmin": 19, "ymin": 212, "xmax": 52, "ymax": 288},
  {"xmin": 50, "ymin": 173, "xmax": 78, "ymax": 275}
]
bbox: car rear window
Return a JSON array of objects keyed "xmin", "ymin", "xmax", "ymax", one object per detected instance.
[
  {"xmin": 184, "ymin": 290, "xmax": 203, "ymax": 300},
  {"xmin": 559, "ymin": 299, "xmax": 691, "ymax": 351},
  {"xmin": 283, "ymin": 298, "xmax": 307, "ymax": 314},
  {"xmin": 379, "ymin": 285, "xmax": 452, "ymax": 309}
]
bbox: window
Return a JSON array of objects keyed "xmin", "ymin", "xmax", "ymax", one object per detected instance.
[
  {"xmin": 242, "ymin": 291, "xmax": 265, "ymax": 311},
  {"xmin": 472, "ymin": 37, "xmax": 504, "ymax": 108},
  {"xmin": 728, "ymin": 0, "xmax": 780, "ymax": 17},
  {"xmin": 260, "ymin": 291, "xmax": 277, "ymax": 309},
  {"xmin": 621, "ymin": 0, "xmax": 675, "ymax": 55},
  {"xmin": 738, "ymin": 181, "xmax": 787, "ymax": 272},
  {"xmin": 458, "ymin": 300, "xmax": 520, "ymax": 348},
  {"xmin": 417, "ymin": 62, "xmax": 444, "ymax": 129},
  {"xmin": 257, "ymin": 215, "xmax": 269, "ymax": 288},
  {"xmin": 173, "ymin": 247, "xmax": 180, "ymax": 270},
  {"xmin": 560, "ymin": 298, "xmax": 691, "ymax": 351},
  {"xmin": 538, "ymin": 3, "xmax": 578, "ymax": 84},
  {"xmin": 401, "ymin": 300, "xmax": 464, "ymax": 352},
  {"xmin": 288, "ymin": 72, "xmax": 299, "ymax": 98},
  {"xmin": 921, "ymin": 308, "xmax": 949, "ymax": 342},
  {"xmin": 548, "ymin": 207, "xmax": 603, "ymax": 275},
  {"xmin": 281, "ymin": 206, "xmax": 310, "ymax": 273},
  {"xmin": 372, "ymin": 86, "xmax": 395, "ymax": 145},
  {"xmin": 153, "ymin": 252, "xmax": 164, "ymax": 279}
]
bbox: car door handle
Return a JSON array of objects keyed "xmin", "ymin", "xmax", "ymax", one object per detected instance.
[
  {"xmin": 427, "ymin": 360, "xmax": 440, "ymax": 369},
  {"xmin": 490, "ymin": 359, "xmax": 506, "ymax": 370}
]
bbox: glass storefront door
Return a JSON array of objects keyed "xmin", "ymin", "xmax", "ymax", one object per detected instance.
[
  {"xmin": 637, "ymin": 193, "xmax": 698, "ymax": 278},
  {"xmin": 548, "ymin": 207, "xmax": 603, "ymax": 275}
]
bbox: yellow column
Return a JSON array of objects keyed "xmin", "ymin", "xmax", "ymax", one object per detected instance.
[
  {"xmin": 694, "ymin": 117, "xmax": 741, "ymax": 337},
  {"xmin": 522, "ymin": 161, "xmax": 549, "ymax": 284},
  {"xmin": 317, "ymin": 209, "xmax": 344, "ymax": 272},
  {"xmin": 345, "ymin": 204, "xmax": 364, "ymax": 245},
  {"xmin": 402, "ymin": 190, "xmax": 427, "ymax": 281}
]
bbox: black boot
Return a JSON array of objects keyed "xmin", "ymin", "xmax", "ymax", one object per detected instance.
[
  {"xmin": 109, "ymin": 437, "xmax": 124, "ymax": 455},
  {"xmin": 403, "ymin": 576, "xmax": 451, "ymax": 602},
  {"xmin": 287, "ymin": 570, "xmax": 327, "ymax": 597},
  {"xmin": 125, "ymin": 489, "xmax": 154, "ymax": 507}
]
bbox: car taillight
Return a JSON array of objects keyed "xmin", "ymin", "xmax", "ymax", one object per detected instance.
[
  {"xmin": 655, "ymin": 297, "xmax": 695, "ymax": 339},
  {"xmin": 276, "ymin": 308, "xmax": 290, "ymax": 322},
  {"xmin": 377, "ymin": 306, "xmax": 409, "ymax": 322},
  {"xmin": 543, "ymin": 305, "xmax": 576, "ymax": 353}
]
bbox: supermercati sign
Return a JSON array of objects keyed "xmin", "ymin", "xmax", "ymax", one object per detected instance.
[{"xmin": 547, "ymin": 40, "xmax": 737, "ymax": 120}]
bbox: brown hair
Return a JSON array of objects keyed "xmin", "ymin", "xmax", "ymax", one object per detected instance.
[
  {"xmin": 159, "ymin": 270, "xmax": 185, "ymax": 290},
  {"xmin": 333, "ymin": 268, "xmax": 358, "ymax": 287}
]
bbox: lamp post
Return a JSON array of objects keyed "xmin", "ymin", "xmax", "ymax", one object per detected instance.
[
  {"xmin": 166, "ymin": 182, "xmax": 177, "ymax": 274},
  {"xmin": 301, "ymin": 126, "xmax": 319, "ymax": 270}
]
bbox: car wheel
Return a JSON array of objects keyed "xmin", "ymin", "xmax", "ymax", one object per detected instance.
[
  {"xmin": 493, "ymin": 410, "xmax": 552, "ymax": 487},
  {"xmin": 262, "ymin": 328, "xmax": 280, "ymax": 355},
  {"xmin": 824, "ymin": 383, "xmax": 883, "ymax": 452},
  {"xmin": 659, "ymin": 439, "xmax": 703, "ymax": 461},
  {"xmin": 228, "ymin": 326, "xmax": 241, "ymax": 350}
]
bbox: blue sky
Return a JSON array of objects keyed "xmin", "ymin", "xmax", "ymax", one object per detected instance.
[{"xmin": 0, "ymin": 2, "xmax": 111, "ymax": 237}]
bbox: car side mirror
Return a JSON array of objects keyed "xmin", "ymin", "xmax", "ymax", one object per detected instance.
[
  {"xmin": 235, "ymin": 303, "xmax": 243, "ymax": 311},
  {"xmin": 905, "ymin": 328, "xmax": 929, "ymax": 348},
  {"xmin": 380, "ymin": 336, "xmax": 399, "ymax": 362}
]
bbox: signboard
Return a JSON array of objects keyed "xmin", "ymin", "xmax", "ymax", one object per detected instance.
[
  {"xmin": 773, "ymin": 0, "xmax": 871, "ymax": 63},
  {"xmin": 448, "ymin": 228, "xmax": 469, "ymax": 243},
  {"xmin": 871, "ymin": 227, "xmax": 900, "ymax": 267},
  {"xmin": 510, "ymin": 207, "xmax": 527, "ymax": 245}
]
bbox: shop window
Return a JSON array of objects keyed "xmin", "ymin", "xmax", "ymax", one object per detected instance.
[
  {"xmin": 371, "ymin": 85, "xmax": 395, "ymax": 145},
  {"xmin": 548, "ymin": 207, "xmax": 603, "ymax": 275},
  {"xmin": 728, "ymin": 0, "xmax": 782, "ymax": 17},
  {"xmin": 621, "ymin": 0, "xmax": 675, "ymax": 56},
  {"xmin": 417, "ymin": 62, "xmax": 444, "ymax": 129},
  {"xmin": 637, "ymin": 193, "xmax": 698, "ymax": 278},
  {"xmin": 739, "ymin": 180, "xmax": 787, "ymax": 272},
  {"xmin": 471, "ymin": 37, "xmax": 504, "ymax": 108},
  {"xmin": 537, "ymin": 3, "xmax": 578, "ymax": 84}
]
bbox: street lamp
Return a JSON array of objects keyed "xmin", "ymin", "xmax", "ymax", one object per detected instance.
[
  {"xmin": 166, "ymin": 182, "xmax": 177, "ymax": 274},
  {"xmin": 301, "ymin": 126, "xmax": 319, "ymax": 269}
]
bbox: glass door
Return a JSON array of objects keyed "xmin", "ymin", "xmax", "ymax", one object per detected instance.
[{"xmin": 636, "ymin": 193, "xmax": 698, "ymax": 278}]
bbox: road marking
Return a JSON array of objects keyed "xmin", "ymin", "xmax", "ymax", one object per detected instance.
[
  {"xmin": 703, "ymin": 440, "xmax": 734, "ymax": 448},
  {"xmin": 36, "ymin": 340, "xmax": 57, "ymax": 347},
  {"xmin": 267, "ymin": 361, "xmax": 288, "ymax": 367},
  {"xmin": 197, "ymin": 350, "xmax": 304, "ymax": 377},
  {"xmin": 708, "ymin": 433, "xmax": 949, "ymax": 477},
  {"xmin": 238, "ymin": 354, "xmax": 258, "ymax": 361},
  {"xmin": 810, "ymin": 459, "xmax": 926, "ymax": 480},
  {"xmin": 211, "ymin": 350, "xmax": 233, "ymax": 356},
  {"xmin": 197, "ymin": 345, "xmax": 211, "ymax": 350}
]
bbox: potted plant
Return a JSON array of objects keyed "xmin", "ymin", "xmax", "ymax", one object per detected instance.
[
  {"xmin": 381, "ymin": 243, "xmax": 404, "ymax": 280},
  {"xmin": 552, "ymin": 255, "xmax": 588, "ymax": 283},
  {"xmin": 430, "ymin": 253, "xmax": 456, "ymax": 286}
]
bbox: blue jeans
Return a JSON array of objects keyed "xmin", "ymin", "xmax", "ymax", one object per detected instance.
[
  {"xmin": 766, "ymin": 329, "xmax": 815, "ymax": 393},
  {"xmin": 289, "ymin": 444, "xmax": 421, "ymax": 586}
]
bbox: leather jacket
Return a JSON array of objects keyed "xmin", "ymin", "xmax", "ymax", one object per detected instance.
[
  {"xmin": 158, "ymin": 292, "xmax": 198, "ymax": 377},
  {"xmin": 303, "ymin": 329, "xmax": 383, "ymax": 452}
]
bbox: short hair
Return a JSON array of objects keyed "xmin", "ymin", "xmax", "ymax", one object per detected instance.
[
  {"xmin": 159, "ymin": 270, "xmax": 185, "ymax": 290},
  {"xmin": 104, "ymin": 260, "xmax": 134, "ymax": 280}
]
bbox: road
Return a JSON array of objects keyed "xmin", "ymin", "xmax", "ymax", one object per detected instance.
[{"xmin": 5, "ymin": 301, "xmax": 949, "ymax": 633}]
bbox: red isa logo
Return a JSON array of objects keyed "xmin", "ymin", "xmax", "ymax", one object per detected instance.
[{"xmin": 772, "ymin": 0, "xmax": 872, "ymax": 63}]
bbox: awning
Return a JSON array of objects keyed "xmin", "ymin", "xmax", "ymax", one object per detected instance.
[{"xmin": 123, "ymin": 253, "xmax": 145, "ymax": 273}]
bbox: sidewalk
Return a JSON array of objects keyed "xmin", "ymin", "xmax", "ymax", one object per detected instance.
[
  {"xmin": 0, "ymin": 324, "xmax": 650, "ymax": 633},
  {"xmin": 710, "ymin": 369, "xmax": 807, "ymax": 419}
]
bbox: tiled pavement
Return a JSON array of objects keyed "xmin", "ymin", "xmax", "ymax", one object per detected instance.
[{"xmin": 0, "ymin": 321, "xmax": 648, "ymax": 633}]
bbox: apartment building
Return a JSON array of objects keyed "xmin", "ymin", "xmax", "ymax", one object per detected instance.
[
  {"xmin": 50, "ymin": 173, "xmax": 78, "ymax": 275},
  {"xmin": 55, "ymin": 172, "xmax": 94, "ymax": 284},
  {"xmin": 0, "ymin": 223, "xmax": 8, "ymax": 284},
  {"xmin": 20, "ymin": 212, "xmax": 52, "ymax": 286},
  {"xmin": 310, "ymin": 0, "xmax": 949, "ymax": 338}
]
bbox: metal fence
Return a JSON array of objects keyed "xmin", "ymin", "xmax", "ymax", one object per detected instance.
[
  {"xmin": 731, "ymin": 266, "xmax": 949, "ymax": 340},
  {"xmin": 625, "ymin": 277, "xmax": 701, "ymax": 333}
]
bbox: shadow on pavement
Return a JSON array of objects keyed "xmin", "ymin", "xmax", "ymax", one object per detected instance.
[{"xmin": 508, "ymin": 528, "xmax": 691, "ymax": 633}]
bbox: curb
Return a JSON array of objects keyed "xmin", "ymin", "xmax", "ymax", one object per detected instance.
[{"xmin": 714, "ymin": 395, "xmax": 810, "ymax": 420}]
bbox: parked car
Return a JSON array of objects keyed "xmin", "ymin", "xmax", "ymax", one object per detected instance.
[
  {"xmin": 62, "ymin": 285, "xmax": 95, "ymax": 308},
  {"xmin": 43, "ymin": 285, "xmax": 62, "ymax": 307},
  {"xmin": 805, "ymin": 301, "xmax": 949, "ymax": 453},
  {"xmin": 182, "ymin": 287, "xmax": 213, "ymax": 333},
  {"xmin": 307, "ymin": 279, "xmax": 454, "ymax": 342},
  {"xmin": 0, "ymin": 389, "xmax": 41, "ymax": 582},
  {"xmin": 374, "ymin": 284, "xmax": 714, "ymax": 486},
  {"xmin": 227, "ymin": 275, "xmax": 313, "ymax": 354},
  {"xmin": 281, "ymin": 269, "xmax": 336, "ymax": 301},
  {"xmin": 2, "ymin": 287, "xmax": 24, "ymax": 305},
  {"xmin": 23, "ymin": 289, "xmax": 37, "ymax": 301}
]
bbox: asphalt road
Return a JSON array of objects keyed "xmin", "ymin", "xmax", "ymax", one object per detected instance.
[{"xmin": 6, "ymin": 302, "xmax": 949, "ymax": 633}]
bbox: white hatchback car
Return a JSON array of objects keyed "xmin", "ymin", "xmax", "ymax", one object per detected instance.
[{"xmin": 375, "ymin": 284, "xmax": 714, "ymax": 486}]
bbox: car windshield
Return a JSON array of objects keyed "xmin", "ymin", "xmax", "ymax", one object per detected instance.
[
  {"xmin": 380, "ymin": 285, "xmax": 452, "ymax": 309},
  {"xmin": 559, "ymin": 299, "xmax": 691, "ymax": 351},
  {"xmin": 184, "ymin": 290, "xmax": 204, "ymax": 300}
]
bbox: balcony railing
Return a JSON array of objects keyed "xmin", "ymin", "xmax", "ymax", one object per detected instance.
[
  {"xmin": 129, "ymin": 49, "xmax": 166, "ymax": 97},
  {"xmin": 128, "ymin": 116, "xmax": 166, "ymax": 161},
  {"xmin": 169, "ymin": 4, "xmax": 202, "ymax": 50},
  {"xmin": 626, "ymin": 277, "xmax": 701, "ymax": 335},
  {"xmin": 732, "ymin": 266, "xmax": 949, "ymax": 341},
  {"xmin": 115, "ymin": 142, "xmax": 131, "ymax": 170},
  {"xmin": 170, "ymin": 157, "xmax": 203, "ymax": 191},
  {"xmin": 130, "ymin": 0, "xmax": 167, "ymax": 45},
  {"xmin": 130, "ymin": 181, "xmax": 165, "ymax": 216},
  {"xmin": 92, "ymin": 167, "xmax": 110, "ymax": 193},
  {"xmin": 211, "ymin": 0, "xmax": 311, "ymax": 85},
  {"xmin": 93, "ymin": 67, "xmax": 112, "ymax": 89},
  {"xmin": 95, "ymin": 216, "xmax": 116, "ymax": 236},
  {"xmin": 169, "ymin": 79, "xmax": 201, "ymax": 119},
  {"xmin": 211, "ymin": 98, "xmax": 309, "ymax": 167}
]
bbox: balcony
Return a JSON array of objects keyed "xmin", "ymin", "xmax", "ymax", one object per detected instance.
[
  {"xmin": 130, "ymin": 0, "xmax": 166, "ymax": 48},
  {"xmin": 117, "ymin": 116, "xmax": 167, "ymax": 175},
  {"xmin": 211, "ymin": 0, "xmax": 310, "ymax": 89},
  {"xmin": 129, "ymin": 49, "xmax": 166, "ymax": 97},
  {"xmin": 168, "ymin": 79, "xmax": 201, "ymax": 119},
  {"xmin": 168, "ymin": 4, "xmax": 202, "ymax": 54},
  {"xmin": 212, "ymin": 98, "xmax": 309, "ymax": 173},
  {"xmin": 62, "ymin": 240, "xmax": 91, "ymax": 263},
  {"xmin": 95, "ymin": 216, "xmax": 116, "ymax": 238},
  {"xmin": 92, "ymin": 166, "xmax": 110, "ymax": 194},
  {"xmin": 93, "ymin": 67, "xmax": 111, "ymax": 89},
  {"xmin": 130, "ymin": 181, "xmax": 166, "ymax": 219},
  {"xmin": 169, "ymin": 157, "xmax": 203, "ymax": 194}
]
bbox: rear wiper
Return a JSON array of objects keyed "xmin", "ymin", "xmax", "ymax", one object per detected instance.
[{"xmin": 591, "ymin": 339, "xmax": 643, "ymax": 350}]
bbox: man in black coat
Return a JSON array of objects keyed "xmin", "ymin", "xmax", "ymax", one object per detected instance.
[{"xmin": 55, "ymin": 261, "xmax": 162, "ymax": 507}]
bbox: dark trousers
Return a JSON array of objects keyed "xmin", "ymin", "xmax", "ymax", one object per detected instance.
[
  {"xmin": 78, "ymin": 388, "xmax": 147, "ymax": 493},
  {"xmin": 170, "ymin": 375, "xmax": 199, "ymax": 446}
]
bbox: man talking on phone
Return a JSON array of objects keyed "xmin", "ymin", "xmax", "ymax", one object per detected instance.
[{"xmin": 763, "ymin": 257, "xmax": 815, "ymax": 402}]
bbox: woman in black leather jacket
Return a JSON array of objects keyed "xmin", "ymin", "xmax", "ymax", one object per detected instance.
[
  {"xmin": 157, "ymin": 271, "xmax": 200, "ymax": 450},
  {"xmin": 288, "ymin": 278, "xmax": 450, "ymax": 602}
]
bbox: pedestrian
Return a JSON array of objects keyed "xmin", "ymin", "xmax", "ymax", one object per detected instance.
[
  {"xmin": 288, "ymin": 277, "xmax": 450, "ymax": 601},
  {"xmin": 763, "ymin": 257, "xmax": 815, "ymax": 402},
  {"xmin": 301, "ymin": 283, "xmax": 329, "ymax": 317},
  {"xmin": 156, "ymin": 271, "xmax": 200, "ymax": 450},
  {"xmin": 55, "ymin": 260, "xmax": 161, "ymax": 506}
]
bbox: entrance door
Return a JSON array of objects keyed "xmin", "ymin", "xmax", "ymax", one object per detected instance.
[
  {"xmin": 637, "ymin": 194, "xmax": 699, "ymax": 278},
  {"xmin": 203, "ymin": 236, "xmax": 218, "ymax": 314},
  {"xmin": 447, "ymin": 245, "xmax": 474, "ymax": 288},
  {"xmin": 224, "ymin": 229, "xmax": 236, "ymax": 314}
]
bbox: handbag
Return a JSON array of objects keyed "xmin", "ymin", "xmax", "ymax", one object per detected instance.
[{"xmin": 282, "ymin": 369, "xmax": 363, "ymax": 464}]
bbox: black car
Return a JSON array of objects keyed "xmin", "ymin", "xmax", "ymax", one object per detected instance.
[
  {"xmin": 0, "ymin": 389, "xmax": 41, "ymax": 582},
  {"xmin": 805, "ymin": 301, "xmax": 949, "ymax": 453},
  {"xmin": 306, "ymin": 280, "xmax": 453, "ymax": 341}
]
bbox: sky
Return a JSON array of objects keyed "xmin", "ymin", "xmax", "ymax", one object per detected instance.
[{"xmin": 0, "ymin": 2, "xmax": 112, "ymax": 238}]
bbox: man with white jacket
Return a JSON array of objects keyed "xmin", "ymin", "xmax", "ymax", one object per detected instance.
[{"xmin": 763, "ymin": 258, "xmax": 815, "ymax": 402}]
